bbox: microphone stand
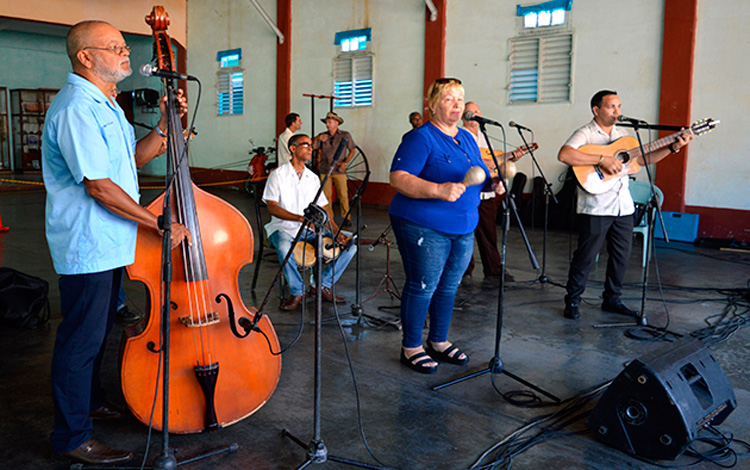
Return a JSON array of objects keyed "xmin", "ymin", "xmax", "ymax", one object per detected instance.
[
  {"xmin": 594, "ymin": 119, "xmax": 673, "ymax": 332},
  {"xmin": 87, "ymin": 78, "xmax": 236, "ymax": 470},
  {"xmin": 280, "ymin": 204, "xmax": 389, "ymax": 470},
  {"xmin": 344, "ymin": 187, "xmax": 400, "ymax": 330},
  {"xmin": 356, "ymin": 224, "xmax": 402, "ymax": 329},
  {"xmin": 302, "ymin": 93, "xmax": 340, "ymax": 143},
  {"xmin": 284, "ymin": 160, "xmax": 389, "ymax": 470},
  {"xmin": 347, "ymin": 187, "xmax": 365, "ymax": 318},
  {"xmin": 232, "ymin": 140, "xmax": 387, "ymax": 469},
  {"xmin": 433, "ymin": 122, "xmax": 559, "ymax": 404},
  {"xmin": 513, "ymin": 126, "xmax": 565, "ymax": 288}
]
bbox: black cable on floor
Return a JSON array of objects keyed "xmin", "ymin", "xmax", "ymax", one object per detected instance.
[
  {"xmin": 328, "ymin": 220, "xmax": 396, "ymax": 470},
  {"xmin": 466, "ymin": 381, "xmax": 610, "ymax": 469}
]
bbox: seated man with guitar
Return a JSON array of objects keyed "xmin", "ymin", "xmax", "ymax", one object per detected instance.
[
  {"xmin": 461, "ymin": 101, "xmax": 531, "ymax": 284},
  {"xmin": 558, "ymin": 89, "xmax": 692, "ymax": 320},
  {"xmin": 263, "ymin": 134, "xmax": 357, "ymax": 311}
]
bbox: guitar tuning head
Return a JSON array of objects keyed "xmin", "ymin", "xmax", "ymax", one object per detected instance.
[{"xmin": 692, "ymin": 117, "xmax": 720, "ymax": 136}]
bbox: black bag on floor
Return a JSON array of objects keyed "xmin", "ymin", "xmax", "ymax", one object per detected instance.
[{"xmin": 0, "ymin": 267, "xmax": 51, "ymax": 329}]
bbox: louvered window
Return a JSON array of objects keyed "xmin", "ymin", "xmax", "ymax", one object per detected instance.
[
  {"xmin": 509, "ymin": 33, "xmax": 572, "ymax": 104},
  {"xmin": 217, "ymin": 71, "xmax": 244, "ymax": 115},
  {"xmin": 333, "ymin": 55, "xmax": 373, "ymax": 108}
]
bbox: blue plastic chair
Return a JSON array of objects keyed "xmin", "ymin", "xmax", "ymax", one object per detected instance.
[{"xmin": 629, "ymin": 181, "xmax": 664, "ymax": 266}]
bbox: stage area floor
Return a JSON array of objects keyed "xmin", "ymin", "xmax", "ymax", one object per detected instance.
[{"xmin": 1, "ymin": 187, "xmax": 749, "ymax": 470}]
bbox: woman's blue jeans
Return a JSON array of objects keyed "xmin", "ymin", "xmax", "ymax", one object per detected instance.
[{"xmin": 390, "ymin": 214, "xmax": 474, "ymax": 348}]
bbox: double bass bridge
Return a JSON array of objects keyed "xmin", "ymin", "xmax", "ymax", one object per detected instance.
[{"xmin": 179, "ymin": 311, "xmax": 221, "ymax": 327}]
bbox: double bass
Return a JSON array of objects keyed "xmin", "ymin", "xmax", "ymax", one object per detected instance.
[{"xmin": 120, "ymin": 6, "xmax": 281, "ymax": 433}]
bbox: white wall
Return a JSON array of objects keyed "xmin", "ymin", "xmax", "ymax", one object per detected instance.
[
  {"xmin": 690, "ymin": 1, "xmax": 750, "ymax": 210},
  {"xmin": 183, "ymin": 0, "xmax": 748, "ymax": 216},
  {"xmin": 186, "ymin": 0, "xmax": 426, "ymax": 181},
  {"xmin": 186, "ymin": 0, "xmax": 279, "ymax": 170},
  {"xmin": 0, "ymin": 0, "xmax": 187, "ymax": 46},
  {"xmin": 445, "ymin": 1, "xmax": 665, "ymax": 193},
  {"xmin": 290, "ymin": 0, "xmax": 425, "ymax": 183}
]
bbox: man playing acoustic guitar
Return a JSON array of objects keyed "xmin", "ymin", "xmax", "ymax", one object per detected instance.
[{"xmin": 557, "ymin": 90, "xmax": 692, "ymax": 320}]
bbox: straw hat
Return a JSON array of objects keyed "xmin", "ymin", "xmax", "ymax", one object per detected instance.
[{"xmin": 320, "ymin": 111, "xmax": 344, "ymax": 125}]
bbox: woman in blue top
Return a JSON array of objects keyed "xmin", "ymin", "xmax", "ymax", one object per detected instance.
[{"xmin": 390, "ymin": 78, "xmax": 504, "ymax": 374}]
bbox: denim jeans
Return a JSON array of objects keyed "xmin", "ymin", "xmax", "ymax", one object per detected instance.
[
  {"xmin": 390, "ymin": 214, "xmax": 474, "ymax": 348},
  {"xmin": 269, "ymin": 227, "xmax": 357, "ymax": 296}
]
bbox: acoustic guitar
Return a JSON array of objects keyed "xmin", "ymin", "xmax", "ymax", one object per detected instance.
[
  {"xmin": 573, "ymin": 118, "xmax": 719, "ymax": 194},
  {"xmin": 481, "ymin": 143, "xmax": 538, "ymax": 179}
]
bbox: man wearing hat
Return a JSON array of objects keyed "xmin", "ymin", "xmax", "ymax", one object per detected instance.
[{"xmin": 313, "ymin": 111, "xmax": 356, "ymax": 227}]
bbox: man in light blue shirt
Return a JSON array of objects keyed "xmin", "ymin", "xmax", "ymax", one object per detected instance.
[{"xmin": 43, "ymin": 20, "xmax": 190, "ymax": 465}]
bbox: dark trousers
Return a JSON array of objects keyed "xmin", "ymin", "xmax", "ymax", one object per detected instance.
[
  {"xmin": 466, "ymin": 196, "xmax": 502, "ymax": 277},
  {"xmin": 565, "ymin": 214, "xmax": 633, "ymax": 306},
  {"xmin": 50, "ymin": 268, "xmax": 121, "ymax": 454}
]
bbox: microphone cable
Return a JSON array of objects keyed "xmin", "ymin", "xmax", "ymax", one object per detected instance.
[{"xmin": 325, "ymin": 217, "xmax": 397, "ymax": 469}]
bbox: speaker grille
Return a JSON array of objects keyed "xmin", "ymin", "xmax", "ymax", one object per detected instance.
[{"xmin": 587, "ymin": 337, "xmax": 737, "ymax": 460}]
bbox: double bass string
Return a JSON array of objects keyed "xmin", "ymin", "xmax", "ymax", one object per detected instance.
[
  {"xmin": 164, "ymin": 75, "xmax": 214, "ymax": 361},
  {"xmin": 121, "ymin": 6, "xmax": 282, "ymax": 433},
  {"xmin": 175, "ymin": 137, "xmax": 216, "ymax": 367}
]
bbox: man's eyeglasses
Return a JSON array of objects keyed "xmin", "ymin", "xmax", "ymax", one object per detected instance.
[
  {"xmin": 83, "ymin": 45, "xmax": 131, "ymax": 56},
  {"xmin": 293, "ymin": 142, "xmax": 312, "ymax": 148},
  {"xmin": 435, "ymin": 77, "xmax": 462, "ymax": 85}
]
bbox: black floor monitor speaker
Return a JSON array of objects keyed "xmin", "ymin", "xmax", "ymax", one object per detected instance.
[{"xmin": 587, "ymin": 337, "xmax": 737, "ymax": 460}]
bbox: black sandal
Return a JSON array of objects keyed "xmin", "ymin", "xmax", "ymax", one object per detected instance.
[
  {"xmin": 425, "ymin": 343, "xmax": 469, "ymax": 365},
  {"xmin": 400, "ymin": 350, "xmax": 438, "ymax": 374}
]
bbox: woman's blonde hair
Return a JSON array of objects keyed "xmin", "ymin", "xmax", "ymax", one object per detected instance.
[{"xmin": 426, "ymin": 78, "xmax": 464, "ymax": 112}]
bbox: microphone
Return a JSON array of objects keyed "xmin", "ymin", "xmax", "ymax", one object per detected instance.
[
  {"xmin": 140, "ymin": 63, "xmax": 195, "ymax": 81},
  {"xmin": 462, "ymin": 166, "xmax": 486, "ymax": 186},
  {"xmin": 463, "ymin": 111, "xmax": 502, "ymax": 127},
  {"xmin": 508, "ymin": 121, "xmax": 532, "ymax": 132},
  {"xmin": 238, "ymin": 316, "xmax": 259, "ymax": 333},
  {"xmin": 617, "ymin": 115, "xmax": 645, "ymax": 124}
]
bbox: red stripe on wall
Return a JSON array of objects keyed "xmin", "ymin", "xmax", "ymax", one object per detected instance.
[
  {"xmin": 685, "ymin": 206, "xmax": 750, "ymax": 243},
  {"xmin": 653, "ymin": 1, "xmax": 748, "ymax": 241},
  {"xmin": 423, "ymin": 0, "xmax": 446, "ymax": 120},
  {"xmin": 276, "ymin": 0, "xmax": 292, "ymax": 137},
  {"xmin": 655, "ymin": 0, "xmax": 698, "ymax": 213}
]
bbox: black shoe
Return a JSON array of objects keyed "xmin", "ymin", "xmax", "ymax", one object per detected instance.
[
  {"xmin": 89, "ymin": 402, "xmax": 128, "ymax": 420},
  {"xmin": 116, "ymin": 306, "xmax": 142, "ymax": 325},
  {"xmin": 602, "ymin": 299, "xmax": 638, "ymax": 317},
  {"xmin": 482, "ymin": 271, "xmax": 514, "ymax": 288},
  {"xmin": 564, "ymin": 303, "xmax": 580, "ymax": 320},
  {"xmin": 481, "ymin": 274, "xmax": 500, "ymax": 289}
]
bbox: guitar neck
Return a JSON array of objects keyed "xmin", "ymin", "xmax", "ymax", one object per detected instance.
[{"xmin": 628, "ymin": 128, "xmax": 689, "ymax": 159}]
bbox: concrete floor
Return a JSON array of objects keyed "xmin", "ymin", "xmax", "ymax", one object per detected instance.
[{"xmin": 1, "ymin": 185, "xmax": 749, "ymax": 470}]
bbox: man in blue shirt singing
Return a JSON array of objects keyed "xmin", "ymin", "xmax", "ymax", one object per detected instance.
[{"xmin": 43, "ymin": 20, "xmax": 191, "ymax": 465}]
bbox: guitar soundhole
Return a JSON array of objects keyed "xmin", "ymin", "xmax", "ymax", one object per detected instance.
[{"xmin": 616, "ymin": 151, "xmax": 630, "ymax": 164}]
